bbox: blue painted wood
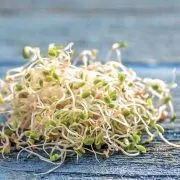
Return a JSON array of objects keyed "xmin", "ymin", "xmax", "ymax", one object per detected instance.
[
  {"xmin": 0, "ymin": 0, "xmax": 180, "ymax": 64},
  {"xmin": 0, "ymin": 67, "xmax": 180, "ymax": 180}
]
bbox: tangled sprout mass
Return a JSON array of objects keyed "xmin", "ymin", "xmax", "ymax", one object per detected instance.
[{"xmin": 0, "ymin": 42, "xmax": 179, "ymax": 174}]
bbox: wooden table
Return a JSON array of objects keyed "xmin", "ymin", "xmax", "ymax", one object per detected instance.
[{"xmin": 0, "ymin": 67, "xmax": 179, "ymax": 180}]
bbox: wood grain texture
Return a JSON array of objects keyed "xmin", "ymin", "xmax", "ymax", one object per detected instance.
[
  {"xmin": 0, "ymin": 67, "xmax": 180, "ymax": 180},
  {"xmin": 0, "ymin": 0, "xmax": 180, "ymax": 64}
]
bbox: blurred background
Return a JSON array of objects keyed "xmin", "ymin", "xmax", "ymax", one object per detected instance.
[{"xmin": 0, "ymin": 0, "xmax": 180, "ymax": 67}]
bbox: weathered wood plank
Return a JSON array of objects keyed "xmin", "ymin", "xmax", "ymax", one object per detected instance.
[
  {"xmin": 0, "ymin": 67, "xmax": 180, "ymax": 179},
  {"xmin": 0, "ymin": 143, "xmax": 180, "ymax": 180}
]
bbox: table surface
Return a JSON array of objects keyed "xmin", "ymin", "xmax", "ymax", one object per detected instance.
[{"xmin": 0, "ymin": 67, "xmax": 180, "ymax": 180}]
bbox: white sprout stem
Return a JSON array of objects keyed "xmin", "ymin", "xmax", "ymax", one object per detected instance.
[{"xmin": 159, "ymin": 133, "xmax": 180, "ymax": 148}]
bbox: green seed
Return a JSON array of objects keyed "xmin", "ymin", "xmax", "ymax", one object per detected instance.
[
  {"xmin": 118, "ymin": 41, "xmax": 128, "ymax": 48},
  {"xmin": 25, "ymin": 131, "xmax": 39, "ymax": 140},
  {"xmin": 151, "ymin": 84, "xmax": 161, "ymax": 93},
  {"xmin": 122, "ymin": 109, "xmax": 130, "ymax": 117},
  {"xmin": 102, "ymin": 81, "xmax": 108, "ymax": 86},
  {"xmin": 133, "ymin": 134, "xmax": 141, "ymax": 143},
  {"xmin": 163, "ymin": 96, "xmax": 171, "ymax": 104},
  {"xmin": 127, "ymin": 143, "xmax": 135, "ymax": 151},
  {"xmin": 170, "ymin": 114, "xmax": 176, "ymax": 122},
  {"xmin": 93, "ymin": 79, "xmax": 102, "ymax": 85},
  {"xmin": 146, "ymin": 98, "xmax": 153, "ymax": 106},
  {"xmin": 48, "ymin": 48, "xmax": 58, "ymax": 57},
  {"xmin": 0, "ymin": 94, "xmax": 3, "ymax": 104},
  {"xmin": 25, "ymin": 73, "xmax": 31, "ymax": 79},
  {"xmin": 39, "ymin": 79, "xmax": 43, "ymax": 87},
  {"xmin": 52, "ymin": 72, "xmax": 59, "ymax": 80},
  {"xmin": 109, "ymin": 90, "xmax": 117, "ymax": 100},
  {"xmin": 95, "ymin": 132, "xmax": 104, "ymax": 145},
  {"xmin": 83, "ymin": 137, "xmax": 94, "ymax": 145},
  {"xmin": 46, "ymin": 76, "xmax": 54, "ymax": 82},
  {"xmin": 78, "ymin": 112, "xmax": 86, "ymax": 120},
  {"xmin": 22, "ymin": 46, "xmax": 30, "ymax": 59},
  {"xmin": 78, "ymin": 82, "xmax": 85, "ymax": 88},
  {"xmin": 4, "ymin": 128, "xmax": 13, "ymax": 136},
  {"xmin": 118, "ymin": 73, "xmax": 125, "ymax": 83},
  {"xmin": 104, "ymin": 96, "xmax": 111, "ymax": 104},
  {"xmin": 11, "ymin": 120, "xmax": 18, "ymax": 129},
  {"xmin": 156, "ymin": 124, "xmax": 164, "ymax": 134},
  {"xmin": 108, "ymin": 103, "xmax": 115, "ymax": 108},
  {"xmin": 15, "ymin": 84, "xmax": 23, "ymax": 91},
  {"xmin": 50, "ymin": 154, "xmax": 60, "ymax": 162},
  {"xmin": 136, "ymin": 145, "xmax": 147, "ymax": 153},
  {"xmin": 70, "ymin": 50, "xmax": 74, "ymax": 58},
  {"xmin": 81, "ymin": 91, "xmax": 91, "ymax": 98}
]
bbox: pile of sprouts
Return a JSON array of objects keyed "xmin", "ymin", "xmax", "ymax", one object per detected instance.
[{"xmin": 0, "ymin": 41, "xmax": 179, "ymax": 174}]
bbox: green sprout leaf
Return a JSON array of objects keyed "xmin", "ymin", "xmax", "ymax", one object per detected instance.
[
  {"xmin": 39, "ymin": 79, "xmax": 44, "ymax": 87},
  {"xmin": 48, "ymin": 48, "xmax": 58, "ymax": 57},
  {"xmin": 0, "ymin": 94, "xmax": 3, "ymax": 104},
  {"xmin": 52, "ymin": 72, "xmax": 59, "ymax": 80},
  {"xmin": 25, "ymin": 131, "xmax": 39, "ymax": 140},
  {"xmin": 50, "ymin": 153, "xmax": 60, "ymax": 162},
  {"xmin": 22, "ymin": 46, "xmax": 31, "ymax": 59},
  {"xmin": 78, "ymin": 112, "xmax": 86, "ymax": 120},
  {"xmin": 81, "ymin": 91, "xmax": 91, "ymax": 98},
  {"xmin": 151, "ymin": 84, "xmax": 162, "ymax": 93},
  {"xmin": 104, "ymin": 95, "xmax": 111, "ymax": 104},
  {"xmin": 156, "ymin": 124, "xmax": 164, "ymax": 134},
  {"xmin": 48, "ymin": 44, "xmax": 63, "ymax": 58},
  {"xmin": 118, "ymin": 73, "xmax": 125, "ymax": 83},
  {"xmin": 122, "ymin": 109, "xmax": 131, "ymax": 117},
  {"xmin": 83, "ymin": 137, "xmax": 94, "ymax": 145},
  {"xmin": 133, "ymin": 134, "xmax": 141, "ymax": 144},
  {"xmin": 108, "ymin": 103, "xmax": 115, "ymax": 108},
  {"xmin": 15, "ymin": 84, "xmax": 23, "ymax": 91},
  {"xmin": 95, "ymin": 132, "xmax": 104, "ymax": 145},
  {"xmin": 118, "ymin": 41, "xmax": 128, "ymax": 48},
  {"xmin": 170, "ymin": 114, "xmax": 176, "ymax": 122},
  {"xmin": 93, "ymin": 79, "xmax": 102, "ymax": 85},
  {"xmin": 163, "ymin": 96, "xmax": 171, "ymax": 104},
  {"xmin": 136, "ymin": 145, "xmax": 147, "ymax": 153},
  {"xmin": 146, "ymin": 98, "xmax": 153, "ymax": 106},
  {"xmin": 4, "ymin": 128, "xmax": 13, "ymax": 136},
  {"xmin": 109, "ymin": 90, "xmax": 117, "ymax": 100},
  {"xmin": 112, "ymin": 41, "xmax": 128, "ymax": 49}
]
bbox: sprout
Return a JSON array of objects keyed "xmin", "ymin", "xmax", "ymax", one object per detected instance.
[
  {"xmin": 163, "ymin": 96, "xmax": 171, "ymax": 104},
  {"xmin": 170, "ymin": 114, "xmax": 176, "ymax": 122},
  {"xmin": 15, "ymin": 84, "xmax": 23, "ymax": 91},
  {"xmin": 112, "ymin": 41, "xmax": 128, "ymax": 50},
  {"xmin": 50, "ymin": 153, "xmax": 60, "ymax": 162},
  {"xmin": 0, "ymin": 94, "xmax": 3, "ymax": 104},
  {"xmin": 146, "ymin": 98, "xmax": 153, "ymax": 106},
  {"xmin": 136, "ymin": 145, "xmax": 147, "ymax": 153},
  {"xmin": 155, "ymin": 124, "xmax": 165, "ymax": 134},
  {"xmin": 81, "ymin": 91, "xmax": 91, "ymax": 98},
  {"xmin": 83, "ymin": 137, "xmax": 94, "ymax": 145},
  {"xmin": 133, "ymin": 134, "xmax": 141, "ymax": 144},
  {"xmin": 0, "ymin": 41, "xmax": 178, "ymax": 175},
  {"xmin": 118, "ymin": 73, "xmax": 125, "ymax": 83},
  {"xmin": 104, "ymin": 95, "xmax": 111, "ymax": 104}
]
